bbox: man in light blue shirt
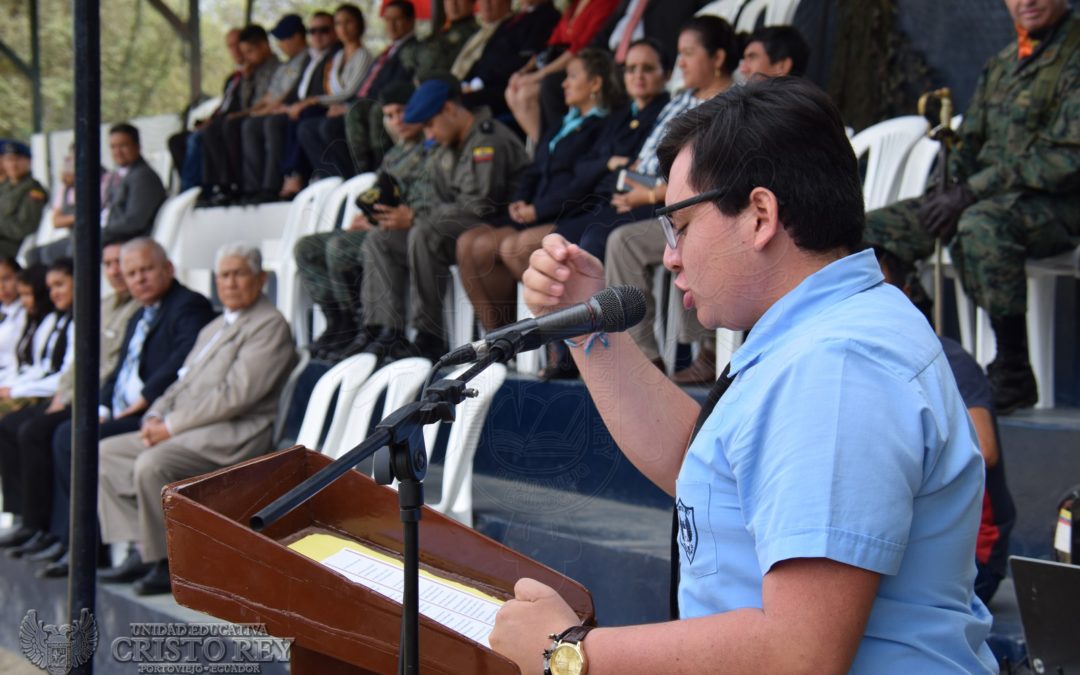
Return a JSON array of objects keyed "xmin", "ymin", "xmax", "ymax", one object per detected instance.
[{"xmin": 490, "ymin": 78, "xmax": 997, "ymax": 674}]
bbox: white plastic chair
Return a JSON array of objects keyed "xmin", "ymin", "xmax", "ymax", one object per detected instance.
[
  {"xmin": 447, "ymin": 265, "xmax": 477, "ymax": 356},
  {"xmin": 849, "ymin": 116, "xmax": 928, "ymax": 211},
  {"xmin": 422, "ymin": 363, "xmax": 508, "ymax": 527},
  {"xmin": 764, "ymin": 0, "xmax": 801, "ymax": 25},
  {"xmin": 697, "ymin": 0, "xmax": 747, "ymax": 21},
  {"xmin": 321, "ymin": 358, "xmax": 432, "ymax": 459},
  {"xmin": 262, "ymin": 177, "xmax": 343, "ymax": 346},
  {"xmin": 273, "ymin": 349, "xmax": 312, "ymax": 447},
  {"xmin": 736, "ymin": 0, "xmax": 768, "ymax": 31},
  {"xmin": 152, "ymin": 186, "xmax": 202, "ymax": 259},
  {"xmin": 514, "ymin": 283, "xmax": 544, "ymax": 374},
  {"xmin": 973, "ymin": 247, "xmax": 1080, "ymax": 409},
  {"xmin": 294, "ymin": 353, "xmax": 379, "ymax": 451}
]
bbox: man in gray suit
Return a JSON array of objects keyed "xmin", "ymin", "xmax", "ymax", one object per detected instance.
[
  {"xmin": 97, "ymin": 242, "xmax": 298, "ymax": 595},
  {"xmin": 101, "ymin": 123, "xmax": 167, "ymax": 243}
]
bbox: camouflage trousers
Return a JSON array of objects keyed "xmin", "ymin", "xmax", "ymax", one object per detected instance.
[
  {"xmin": 344, "ymin": 99, "xmax": 395, "ymax": 176},
  {"xmin": 293, "ymin": 230, "xmax": 367, "ymax": 313},
  {"xmin": 864, "ymin": 191, "xmax": 1080, "ymax": 317}
]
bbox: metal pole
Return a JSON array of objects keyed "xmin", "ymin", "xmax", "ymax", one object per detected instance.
[
  {"xmin": 189, "ymin": 0, "xmax": 202, "ymax": 105},
  {"xmin": 29, "ymin": 0, "xmax": 42, "ymax": 133},
  {"xmin": 70, "ymin": 0, "xmax": 101, "ymax": 672},
  {"xmin": 244, "ymin": 0, "xmax": 254, "ymax": 26}
]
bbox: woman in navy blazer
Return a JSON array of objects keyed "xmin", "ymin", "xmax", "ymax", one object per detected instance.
[{"xmin": 456, "ymin": 48, "xmax": 629, "ymax": 332}]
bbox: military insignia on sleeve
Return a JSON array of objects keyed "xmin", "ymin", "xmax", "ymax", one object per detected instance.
[
  {"xmin": 676, "ymin": 498, "xmax": 697, "ymax": 563},
  {"xmin": 29, "ymin": 189, "xmax": 46, "ymax": 201},
  {"xmin": 472, "ymin": 146, "xmax": 495, "ymax": 163}
]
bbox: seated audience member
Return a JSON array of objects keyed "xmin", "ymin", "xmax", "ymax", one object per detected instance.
[
  {"xmin": 361, "ymin": 77, "xmax": 529, "ymax": 361},
  {"xmin": 173, "ymin": 28, "xmax": 246, "ymax": 192},
  {"xmin": 97, "ymin": 243, "xmax": 297, "ymax": 595},
  {"xmin": 737, "ymin": 25, "xmax": 810, "ymax": 80},
  {"xmin": 1, "ymin": 242, "xmax": 137, "ymax": 569},
  {"xmin": 865, "ymin": 0, "xmax": 1079, "ymax": 414},
  {"xmin": 0, "ymin": 260, "xmax": 74, "ymax": 553},
  {"xmin": 458, "ymin": 0, "xmax": 561, "ymax": 119},
  {"xmin": 277, "ymin": 13, "xmax": 343, "ymax": 199},
  {"xmin": 201, "ymin": 24, "xmax": 281, "ymax": 203},
  {"xmin": 342, "ymin": 0, "xmax": 420, "ymax": 177},
  {"xmin": 605, "ymin": 22, "xmax": 808, "ymax": 384},
  {"xmin": 101, "ymin": 124, "xmax": 168, "ymax": 243},
  {"xmin": 38, "ymin": 238, "xmax": 216, "ymax": 578},
  {"xmin": 233, "ymin": 14, "xmax": 313, "ymax": 202},
  {"xmin": 411, "ymin": 0, "xmax": 480, "ymax": 81},
  {"xmin": 51, "ymin": 153, "xmax": 76, "ymax": 231},
  {"xmin": 875, "ymin": 250, "xmax": 1015, "ymax": 606},
  {"xmin": 0, "ymin": 264, "xmax": 58, "ymax": 416},
  {"xmin": 457, "ymin": 48, "xmax": 622, "ymax": 332},
  {"xmin": 296, "ymin": 82, "xmax": 435, "ymax": 360},
  {"xmin": 0, "ymin": 141, "xmax": 48, "ymax": 259},
  {"xmin": 504, "ymin": 0, "xmax": 620, "ymax": 141},
  {"xmin": 0, "ymin": 258, "xmax": 26, "ymax": 384},
  {"xmin": 590, "ymin": 0, "xmax": 704, "ymax": 70},
  {"xmin": 295, "ymin": 4, "xmax": 376, "ymax": 181}
]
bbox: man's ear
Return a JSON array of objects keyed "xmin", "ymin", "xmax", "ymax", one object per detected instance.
[
  {"xmin": 748, "ymin": 186, "xmax": 781, "ymax": 252},
  {"xmin": 775, "ymin": 57, "xmax": 794, "ymax": 77}
]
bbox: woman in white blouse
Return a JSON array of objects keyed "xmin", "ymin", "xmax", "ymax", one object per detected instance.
[
  {"xmin": 0, "ymin": 259, "xmax": 74, "ymax": 416},
  {"xmin": 294, "ymin": 3, "xmax": 375, "ymax": 181},
  {"xmin": 0, "ymin": 258, "xmax": 27, "ymax": 384}
]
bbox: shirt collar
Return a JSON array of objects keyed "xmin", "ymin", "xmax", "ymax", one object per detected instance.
[
  {"xmin": 729, "ymin": 249, "xmax": 884, "ymax": 375},
  {"xmin": 223, "ymin": 308, "xmax": 240, "ymax": 325}
]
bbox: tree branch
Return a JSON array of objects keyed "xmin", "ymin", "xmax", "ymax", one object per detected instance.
[{"xmin": 145, "ymin": 0, "xmax": 189, "ymax": 39}]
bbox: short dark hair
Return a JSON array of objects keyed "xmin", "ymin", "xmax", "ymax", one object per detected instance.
[
  {"xmin": 109, "ymin": 122, "xmax": 140, "ymax": 146},
  {"xmin": 0, "ymin": 257, "xmax": 22, "ymax": 275},
  {"xmin": 747, "ymin": 25, "xmax": 810, "ymax": 77},
  {"xmin": 680, "ymin": 16, "xmax": 738, "ymax": 76},
  {"xmin": 335, "ymin": 4, "xmax": 366, "ymax": 36},
  {"xmin": 311, "ymin": 11, "xmax": 334, "ymax": 23},
  {"xmin": 573, "ymin": 48, "xmax": 627, "ymax": 111},
  {"xmin": 384, "ymin": 0, "xmax": 416, "ymax": 21},
  {"xmin": 47, "ymin": 257, "xmax": 74, "ymax": 277},
  {"xmin": 238, "ymin": 24, "xmax": 270, "ymax": 45},
  {"xmin": 657, "ymin": 77, "xmax": 864, "ymax": 253},
  {"xmin": 626, "ymin": 37, "xmax": 670, "ymax": 74}
]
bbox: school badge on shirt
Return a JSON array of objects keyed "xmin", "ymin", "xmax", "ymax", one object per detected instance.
[{"xmin": 677, "ymin": 498, "xmax": 697, "ymax": 563}]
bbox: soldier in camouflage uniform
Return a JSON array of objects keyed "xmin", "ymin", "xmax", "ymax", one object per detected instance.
[
  {"xmin": 864, "ymin": 0, "xmax": 1080, "ymax": 413},
  {"xmin": 0, "ymin": 142, "xmax": 48, "ymax": 259},
  {"xmin": 294, "ymin": 83, "xmax": 434, "ymax": 360},
  {"xmin": 412, "ymin": 0, "xmax": 480, "ymax": 81},
  {"xmin": 361, "ymin": 77, "xmax": 528, "ymax": 361}
]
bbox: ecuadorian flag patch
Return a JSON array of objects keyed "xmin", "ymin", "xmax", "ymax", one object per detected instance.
[
  {"xmin": 29, "ymin": 189, "xmax": 46, "ymax": 202},
  {"xmin": 472, "ymin": 147, "xmax": 494, "ymax": 163}
]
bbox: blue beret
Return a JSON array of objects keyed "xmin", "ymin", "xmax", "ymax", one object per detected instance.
[
  {"xmin": 2, "ymin": 140, "xmax": 31, "ymax": 158},
  {"xmin": 270, "ymin": 14, "xmax": 304, "ymax": 39},
  {"xmin": 404, "ymin": 79, "xmax": 453, "ymax": 124}
]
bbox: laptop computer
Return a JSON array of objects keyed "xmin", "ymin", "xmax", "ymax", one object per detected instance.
[{"xmin": 1009, "ymin": 556, "xmax": 1080, "ymax": 674}]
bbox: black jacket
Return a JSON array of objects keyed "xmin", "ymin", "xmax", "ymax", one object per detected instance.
[
  {"xmin": 590, "ymin": 0, "xmax": 708, "ymax": 69},
  {"xmin": 574, "ymin": 94, "xmax": 670, "ymax": 197},
  {"xmin": 514, "ymin": 113, "xmax": 610, "ymax": 223},
  {"xmin": 102, "ymin": 157, "xmax": 168, "ymax": 242}
]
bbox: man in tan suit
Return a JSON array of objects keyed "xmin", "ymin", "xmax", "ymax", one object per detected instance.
[{"xmin": 98, "ymin": 242, "xmax": 297, "ymax": 595}]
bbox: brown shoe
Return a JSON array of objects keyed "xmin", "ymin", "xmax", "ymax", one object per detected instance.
[{"xmin": 671, "ymin": 347, "xmax": 716, "ymax": 385}]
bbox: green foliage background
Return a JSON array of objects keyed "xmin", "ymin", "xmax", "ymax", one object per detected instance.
[{"xmin": 0, "ymin": 0, "xmax": 389, "ymax": 141}]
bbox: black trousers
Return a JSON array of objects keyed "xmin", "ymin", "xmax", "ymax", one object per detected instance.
[
  {"xmin": 0, "ymin": 402, "xmax": 50, "ymax": 517},
  {"xmin": 201, "ymin": 115, "xmax": 246, "ymax": 191},
  {"xmin": 15, "ymin": 406, "xmax": 71, "ymax": 532}
]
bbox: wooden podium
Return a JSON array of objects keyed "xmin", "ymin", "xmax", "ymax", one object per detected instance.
[{"xmin": 162, "ymin": 446, "xmax": 595, "ymax": 674}]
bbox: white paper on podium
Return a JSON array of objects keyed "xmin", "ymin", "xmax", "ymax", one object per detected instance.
[{"xmin": 318, "ymin": 545, "xmax": 503, "ymax": 647}]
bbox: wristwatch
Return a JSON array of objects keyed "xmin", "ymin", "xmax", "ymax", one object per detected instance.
[{"xmin": 543, "ymin": 625, "xmax": 593, "ymax": 675}]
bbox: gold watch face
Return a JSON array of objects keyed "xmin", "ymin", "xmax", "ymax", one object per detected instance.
[{"xmin": 549, "ymin": 644, "xmax": 585, "ymax": 675}]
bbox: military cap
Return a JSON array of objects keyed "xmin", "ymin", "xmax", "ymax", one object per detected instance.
[
  {"xmin": 2, "ymin": 141, "xmax": 31, "ymax": 158},
  {"xmin": 404, "ymin": 76, "xmax": 461, "ymax": 124}
]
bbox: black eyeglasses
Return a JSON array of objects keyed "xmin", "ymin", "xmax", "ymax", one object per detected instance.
[
  {"xmin": 309, "ymin": 26, "xmax": 333, "ymax": 35},
  {"xmin": 655, "ymin": 187, "xmax": 727, "ymax": 249}
]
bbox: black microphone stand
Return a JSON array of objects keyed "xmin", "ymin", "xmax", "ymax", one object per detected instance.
[{"xmin": 251, "ymin": 346, "xmax": 510, "ymax": 675}]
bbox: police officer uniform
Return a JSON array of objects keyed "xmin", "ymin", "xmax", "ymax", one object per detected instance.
[
  {"xmin": 360, "ymin": 78, "xmax": 528, "ymax": 360},
  {"xmin": 0, "ymin": 142, "xmax": 48, "ymax": 259}
]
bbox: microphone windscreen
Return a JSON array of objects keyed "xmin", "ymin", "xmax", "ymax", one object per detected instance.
[{"xmin": 596, "ymin": 285, "xmax": 648, "ymax": 332}]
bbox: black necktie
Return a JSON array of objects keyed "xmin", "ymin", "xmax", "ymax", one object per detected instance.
[{"xmin": 670, "ymin": 362, "xmax": 734, "ymax": 620}]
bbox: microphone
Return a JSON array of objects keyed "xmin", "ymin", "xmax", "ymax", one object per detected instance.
[{"xmin": 443, "ymin": 285, "xmax": 647, "ymax": 365}]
